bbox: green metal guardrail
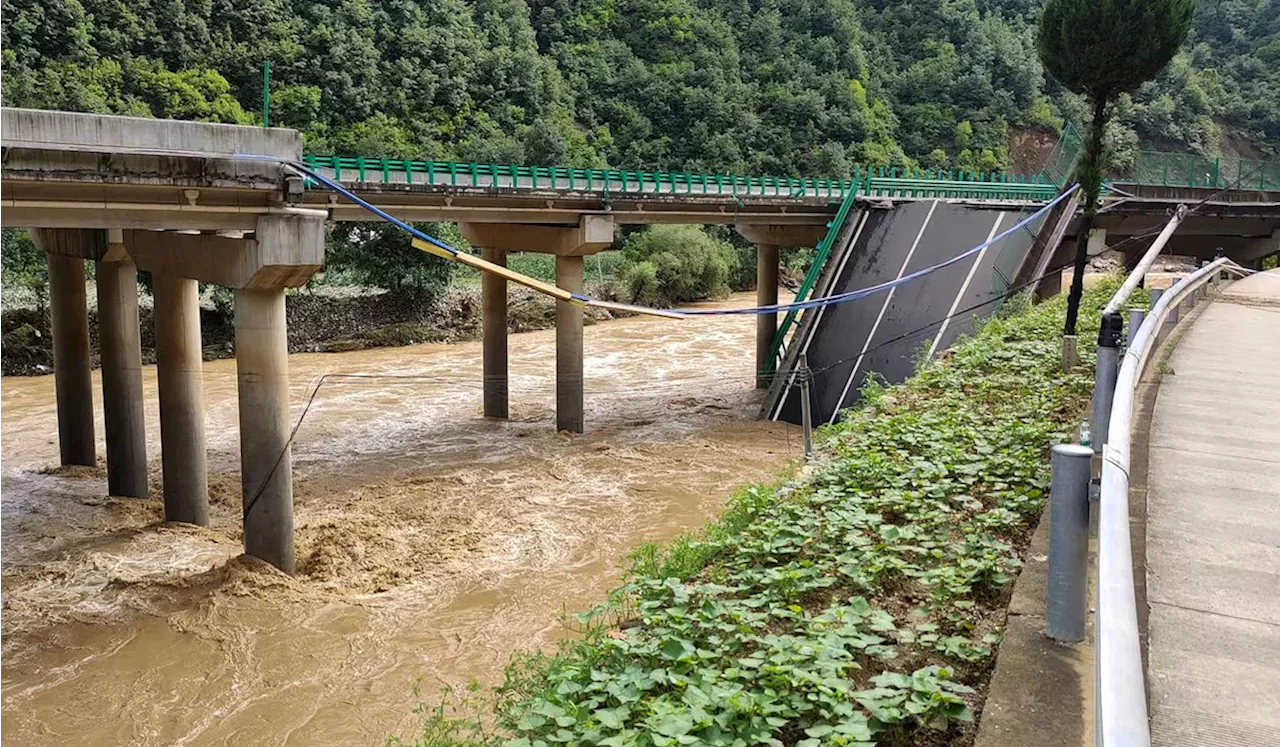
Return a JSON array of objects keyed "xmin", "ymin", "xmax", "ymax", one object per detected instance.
[
  {"xmin": 302, "ymin": 155, "xmax": 1059, "ymax": 202},
  {"xmin": 759, "ymin": 183, "xmax": 863, "ymax": 381}
]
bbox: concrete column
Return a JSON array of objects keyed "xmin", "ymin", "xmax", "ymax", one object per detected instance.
[
  {"xmin": 46, "ymin": 253, "xmax": 96, "ymax": 466},
  {"xmin": 95, "ymin": 259, "xmax": 148, "ymax": 497},
  {"xmin": 555, "ymin": 255, "xmax": 585, "ymax": 433},
  {"xmin": 153, "ymin": 275, "xmax": 209, "ymax": 525},
  {"xmin": 756, "ymin": 244, "xmax": 780, "ymax": 388},
  {"xmin": 234, "ymin": 288, "xmax": 294, "ymax": 573},
  {"xmin": 481, "ymin": 247, "xmax": 509, "ymax": 419}
]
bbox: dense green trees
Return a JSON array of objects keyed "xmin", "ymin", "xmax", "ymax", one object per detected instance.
[
  {"xmin": 4, "ymin": 0, "xmax": 1274, "ymax": 175},
  {"xmin": 3, "ymin": 0, "xmax": 1274, "ymax": 303}
]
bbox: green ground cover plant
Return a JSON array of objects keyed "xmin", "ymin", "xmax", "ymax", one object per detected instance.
[{"xmin": 397, "ymin": 280, "xmax": 1125, "ymax": 747}]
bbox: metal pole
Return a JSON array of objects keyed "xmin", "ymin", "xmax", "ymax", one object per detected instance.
[
  {"xmin": 1102, "ymin": 205, "xmax": 1187, "ymax": 316},
  {"xmin": 1127, "ymin": 308, "xmax": 1145, "ymax": 349},
  {"xmin": 262, "ymin": 60, "xmax": 271, "ymax": 128},
  {"xmin": 1092, "ymin": 312, "xmax": 1123, "ymax": 454},
  {"xmin": 1047, "ymin": 443, "xmax": 1093, "ymax": 642},
  {"xmin": 799, "ymin": 353, "xmax": 813, "ymax": 456}
]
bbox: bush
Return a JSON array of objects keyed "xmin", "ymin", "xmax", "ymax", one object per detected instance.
[
  {"xmin": 325, "ymin": 222, "xmax": 455, "ymax": 304},
  {"xmin": 615, "ymin": 225, "xmax": 733, "ymax": 308},
  {"xmin": 1, "ymin": 229, "xmax": 48, "ymax": 311}
]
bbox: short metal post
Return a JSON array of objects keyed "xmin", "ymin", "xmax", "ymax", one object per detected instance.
[
  {"xmin": 1092, "ymin": 312, "xmax": 1123, "ymax": 454},
  {"xmin": 1047, "ymin": 443, "xmax": 1093, "ymax": 642},
  {"xmin": 1127, "ymin": 308, "xmax": 1145, "ymax": 349},
  {"xmin": 799, "ymin": 353, "xmax": 813, "ymax": 456},
  {"xmin": 1149, "ymin": 288, "xmax": 1165, "ymax": 342}
]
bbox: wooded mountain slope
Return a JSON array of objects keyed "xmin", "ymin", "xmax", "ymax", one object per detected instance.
[{"xmin": 3, "ymin": 0, "xmax": 1277, "ymax": 175}]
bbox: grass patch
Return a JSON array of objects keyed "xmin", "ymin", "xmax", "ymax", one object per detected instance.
[{"xmin": 394, "ymin": 281, "xmax": 1127, "ymax": 747}]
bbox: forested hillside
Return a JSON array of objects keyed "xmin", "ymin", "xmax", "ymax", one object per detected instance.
[{"xmin": 3, "ymin": 0, "xmax": 1277, "ymax": 177}]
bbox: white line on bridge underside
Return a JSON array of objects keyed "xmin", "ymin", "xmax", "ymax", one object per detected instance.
[
  {"xmin": 926, "ymin": 212, "xmax": 1006, "ymax": 360},
  {"xmin": 823, "ymin": 208, "xmax": 1005, "ymax": 423},
  {"xmin": 828, "ymin": 200, "xmax": 940, "ymax": 423}
]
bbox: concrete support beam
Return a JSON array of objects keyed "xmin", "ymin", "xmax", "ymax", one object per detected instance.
[
  {"xmin": 153, "ymin": 275, "xmax": 209, "ymax": 526},
  {"xmin": 43, "ymin": 248, "xmax": 96, "ymax": 466},
  {"xmin": 459, "ymin": 215, "xmax": 615, "ymax": 256},
  {"xmin": 234, "ymin": 288, "xmax": 294, "ymax": 572},
  {"xmin": 556, "ymin": 255, "xmax": 585, "ymax": 433},
  {"xmin": 481, "ymin": 248, "xmax": 509, "ymax": 419},
  {"xmin": 95, "ymin": 258, "xmax": 148, "ymax": 497},
  {"xmin": 125, "ymin": 213, "xmax": 326, "ymax": 288},
  {"xmin": 735, "ymin": 224, "xmax": 827, "ymax": 249},
  {"xmin": 33, "ymin": 227, "xmax": 107, "ymax": 260},
  {"xmin": 1086, "ymin": 227, "xmax": 1108, "ymax": 256},
  {"xmin": 755, "ymin": 244, "xmax": 780, "ymax": 388}
]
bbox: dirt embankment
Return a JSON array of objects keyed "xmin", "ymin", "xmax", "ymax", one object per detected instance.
[{"xmin": 1, "ymin": 286, "xmax": 616, "ymax": 376}]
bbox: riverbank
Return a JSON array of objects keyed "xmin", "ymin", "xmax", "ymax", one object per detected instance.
[
  {"xmin": 0, "ymin": 284, "xmax": 620, "ymax": 376},
  {"xmin": 412, "ymin": 283, "xmax": 1120, "ymax": 747}
]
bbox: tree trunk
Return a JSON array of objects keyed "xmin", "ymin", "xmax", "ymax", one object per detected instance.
[{"xmin": 1063, "ymin": 95, "xmax": 1109, "ymax": 336}]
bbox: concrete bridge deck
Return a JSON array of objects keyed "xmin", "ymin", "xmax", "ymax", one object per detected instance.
[{"xmin": 1146, "ymin": 268, "xmax": 1280, "ymax": 746}]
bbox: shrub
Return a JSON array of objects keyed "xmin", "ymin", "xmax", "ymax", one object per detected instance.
[{"xmin": 615, "ymin": 225, "xmax": 733, "ymax": 307}]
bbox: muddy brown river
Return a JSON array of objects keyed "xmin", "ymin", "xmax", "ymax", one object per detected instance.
[{"xmin": 0, "ymin": 293, "xmax": 797, "ymax": 745}]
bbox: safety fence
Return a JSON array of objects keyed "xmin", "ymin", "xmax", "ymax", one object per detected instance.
[{"xmin": 1121, "ymin": 150, "xmax": 1280, "ymax": 191}]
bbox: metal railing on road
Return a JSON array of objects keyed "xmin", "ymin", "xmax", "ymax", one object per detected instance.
[{"xmin": 1053, "ymin": 257, "xmax": 1251, "ymax": 747}]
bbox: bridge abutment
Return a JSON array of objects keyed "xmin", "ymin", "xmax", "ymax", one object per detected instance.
[
  {"xmin": 153, "ymin": 274, "xmax": 210, "ymax": 525},
  {"xmin": 36, "ymin": 231, "xmax": 98, "ymax": 467}
]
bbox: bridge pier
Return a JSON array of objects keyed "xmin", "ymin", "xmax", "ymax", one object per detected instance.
[
  {"xmin": 235, "ymin": 287, "xmax": 294, "ymax": 573},
  {"xmin": 556, "ymin": 255, "xmax": 585, "ymax": 433},
  {"xmin": 736, "ymin": 225, "xmax": 826, "ymax": 389},
  {"xmin": 35, "ymin": 230, "xmax": 98, "ymax": 467},
  {"xmin": 755, "ymin": 244, "xmax": 780, "ymax": 389},
  {"xmin": 153, "ymin": 274, "xmax": 209, "ymax": 525},
  {"xmin": 95, "ymin": 253, "xmax": 148, "ymax": 497},
  {"xmin": 481, "ymin": 248, "xmax": 509, "ymax": 419},
  {"xmin": 460, "ymin": 217, "xmax": 614, "ymax": 433},
  {"xmin": 127, "ymin": 213, "xmax": 325, "ymax": 571}
]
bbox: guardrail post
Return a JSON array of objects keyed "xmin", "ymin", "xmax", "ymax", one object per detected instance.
[
  {"xmin": 1148, "ymin": 288, "xmax": 1164, "ymax": 342},
  {"xmin": 1048, "ymin": 443, "xmax": 1093, "ymax": 642},
  {"xmin": 1127, "ymin": 308, "xmax": 1145, "ymax": 349},
  {"xmin": 1092, "ymin": 313, "xmax": 1124, "ymax": 454}
]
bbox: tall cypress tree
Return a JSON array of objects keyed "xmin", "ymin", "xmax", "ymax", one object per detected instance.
[{"xmin": 1037, "ymin": 0, "xmax": 1194, "ymax": 336}]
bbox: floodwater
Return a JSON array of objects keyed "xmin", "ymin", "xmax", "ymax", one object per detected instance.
[{"xmin": 0, "ymin": 292, "xmax": 797, "ymax": 746}]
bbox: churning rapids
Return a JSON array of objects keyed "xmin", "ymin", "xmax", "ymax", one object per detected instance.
[{"xmin": 0, "ymin": 292, "xmax": 798, "ymax": 745}]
